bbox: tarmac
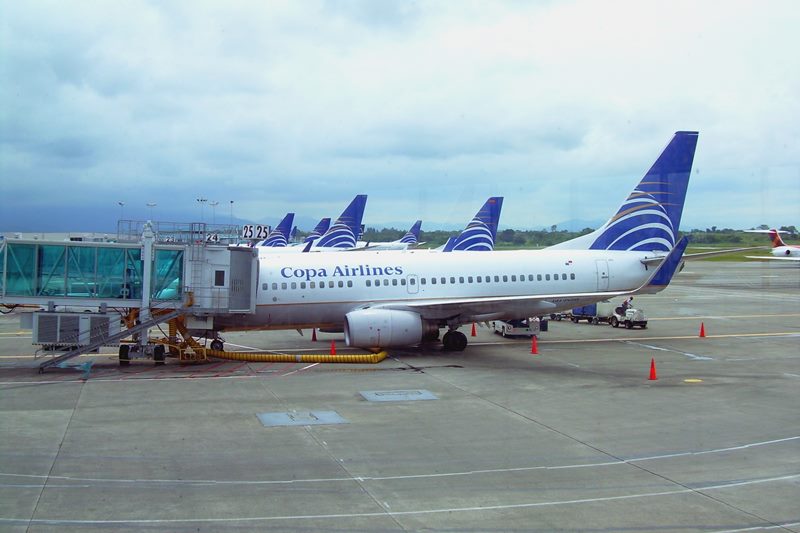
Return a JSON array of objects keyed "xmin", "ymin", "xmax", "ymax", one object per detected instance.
[{"xmin": 0, "ymin": 260, "xmax": 798, "ymax": 532}]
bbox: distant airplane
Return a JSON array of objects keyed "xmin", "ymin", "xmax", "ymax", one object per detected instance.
[
  {"xmin": 208, "ymin": 131, "xmax": 699, "ymax": 352},
  {"xmin": 259, "ymin": 195, "xmax": 368, "ymax": 254},
  {"xmin": 442, "ymin": 197, "xmax": 503, "ymax": 252},
  {"xmin": 745, "ymin": 229, "xmax": 800, "ymax": 262},
  {"xmin": 256, "ymin": 213, "xmax": 294, "ymax": 247},
  {"xmin": 355, "ymin": 220, "xmax": 423, "ymax": 251},
  {"xmin": 303, "ymin": 218, "xmax": 331, "ymax": 244}
]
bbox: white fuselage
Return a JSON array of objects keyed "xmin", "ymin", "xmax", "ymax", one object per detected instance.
[
  {"xmin": 773, "ymin": 245, "xmax": 800, "ymax": 258},
  {"xmin": 213, "ymin": 248, "xmax": 654, "ymax": 331}
]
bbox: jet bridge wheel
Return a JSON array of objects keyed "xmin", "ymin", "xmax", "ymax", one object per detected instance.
[
  {"xmin": 119, "ymin": 345, "xmax": 130, "ymax": 366},
  {"xmin": 210, "ymin": 339, "xmax": 224, "ymax": 351},
  {"xmin": 442, "ymin": 331, "xmax": 468, "ymax": 352}
]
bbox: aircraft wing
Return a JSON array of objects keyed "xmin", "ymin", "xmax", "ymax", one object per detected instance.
[
  {"xmin": 369, "ymin": 289, "xmax": 634, "ymax": 321},
  {"xmin": 744, "ymin": 255, "xmax": 800, "ymax": 262},
  {"xmin": 681, "ymin": 246, "xmax": 766, "ymax": 261}
]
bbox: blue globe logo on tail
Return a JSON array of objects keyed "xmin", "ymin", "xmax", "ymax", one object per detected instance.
[
  {"xmin": 314, "ymin": 195, "xmax": 368, "ymax": 249},
  {"xmin": 588, "ymin": 132, "xmax": 698, "ymax": 252},
  {"xmin": 444, "ymin": 197, "xmax": 503, "ymax": 252}
]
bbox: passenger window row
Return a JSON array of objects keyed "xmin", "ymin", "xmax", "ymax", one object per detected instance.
[{"xmin": 262, "ymin": 272, "xmax": 576, "ymax": 291}]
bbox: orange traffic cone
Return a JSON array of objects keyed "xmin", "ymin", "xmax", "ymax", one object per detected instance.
[
  {"xmin": 330, "ymin": 340, "xmax": 336, "ymax": 355},
  {"xmin": 531, "ymin": 336, "xmax": 539, "ymax": 355},
  {"xmin": 699, "ymin": 322, "xmax": 706, "ymax": 338},
  {"xmin": 311, "ymin": 328, "xmax": 317, "ymax": 342},
  {"xmin": 471, "ymin": 323, "xmax": 477, "ymax": 337},
  {"xmin": 649, "ymin": 358, "xmax": 657, "ymax": 380}
]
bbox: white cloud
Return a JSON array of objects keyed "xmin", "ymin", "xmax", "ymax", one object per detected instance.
[{"xmin": 1, "ymin": 0, "xmax": 798, "ymax": 231}]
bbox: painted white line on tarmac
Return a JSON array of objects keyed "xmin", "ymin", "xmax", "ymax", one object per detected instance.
[
  {"xmin": 3, "ymin": 435, "xmax": 797, "ymax": 487},
  {"xmin": 0, "ymin": 474, "xmax": 797, "ymax": 525}
]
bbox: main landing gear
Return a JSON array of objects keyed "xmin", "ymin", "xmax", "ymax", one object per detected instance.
[{"xmin": 442, "ymin": 329, "xmax": 468, "ymax": 352}]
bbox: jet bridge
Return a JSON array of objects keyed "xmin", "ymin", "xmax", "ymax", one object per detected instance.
[{"xmin": 0, "ymin": 222, "xmax": 258, "ymax": 371}]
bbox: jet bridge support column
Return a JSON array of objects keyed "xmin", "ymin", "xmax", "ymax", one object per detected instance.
[{"xmin": 138, "ymin": 223, "xmax": 155, "ymax": 348}]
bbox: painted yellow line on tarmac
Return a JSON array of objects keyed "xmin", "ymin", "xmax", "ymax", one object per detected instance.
[
  {"xmin": 684, "ymin": 379, "xmax": 704, "ymax": 383},
  {"xmin": 648, "ymin": 313, "xmax": 800, "ymax": 321},
  {"xmin": 540, "ymin": 331, "xmax": 800, "ymax": 344},
  {"xmin": 0, "ymin": 332, "xmax": 31, "ymax": 336}
]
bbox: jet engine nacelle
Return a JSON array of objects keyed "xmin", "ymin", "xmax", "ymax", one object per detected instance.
[{"xmin": 344, "ymin": 309, "xmax": 435, "ymax": 349}]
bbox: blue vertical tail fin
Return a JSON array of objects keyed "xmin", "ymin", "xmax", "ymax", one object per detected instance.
[
  {"xmin": 443, "ymin": 197, "xmax": 503, "ymax": 252},
  {"xmin": 399, "ymin": 220, "xmax": 422, "ymax": 244},
  {"xmin": 258, "ymin": 213, "xmax": 294, "ymax": 247},
  {"xmin": 314, "ymin": 195, "xmax": 368, "ymax": 249},
  {"xmin": 304, "ymin": 218, "xmax": 331, "ymax": 244},
  {"xmin": 551, "ymin": 131, "xmax": 698, "ymax": 252}
]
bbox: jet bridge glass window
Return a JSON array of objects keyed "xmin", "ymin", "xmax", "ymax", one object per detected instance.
[{"xmin": 152, "ymin": 249, "xmax": 183, "ymax": 300}]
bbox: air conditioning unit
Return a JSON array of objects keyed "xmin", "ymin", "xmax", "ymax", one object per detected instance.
[{"xmin": 32, "ymin": 312, "xmax": 120, "ymax": 347}]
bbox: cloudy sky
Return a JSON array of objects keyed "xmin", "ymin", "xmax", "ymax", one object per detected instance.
[{"xmin": 1, "ymin": 0, "xmax": 799, "ymax": 233}]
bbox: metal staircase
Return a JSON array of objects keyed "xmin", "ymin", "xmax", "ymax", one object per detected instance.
[{"xmin": 38, "ymin": 308, "xmax": 184, "ymax": 373}]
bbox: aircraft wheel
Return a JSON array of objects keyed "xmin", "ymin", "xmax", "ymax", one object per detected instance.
[
  {"xmin": 153, "ymin": 345, "xmax": 165, "ymax": 365},
  {"xmin": 210, "ymin": 339, "xmax": 224, "ymax": 351},
  {"xmin": 442, "ymin": 331, "xmax": 455, "ymax": 351},
  {"xmin": 452, "ymin": 331, "xmax": 468, "ymax": 351},
  {"xmin": 610, "ymin": 317, "xmax": 619, "ymax": 328},
  {"xmin": 119, "ymin": 345, "xmax": 130, "ymax": 366}
]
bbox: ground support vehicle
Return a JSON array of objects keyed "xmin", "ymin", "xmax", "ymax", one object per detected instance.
[
  {"xmin": 570, "ymin": 301, "xmax": 614, "ymax": 325},
  {"xmin": 493, "ymin": 318, "xmax": 540, "ymax": 337},
  {"xmin": 610, "ymin": 306, "xmax": 648, "ymax": 329}
]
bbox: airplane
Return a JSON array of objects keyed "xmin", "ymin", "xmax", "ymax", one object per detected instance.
[
  {"xmin": 208, "ymin": 131, "xmax": 699, "ymax": 352},
  {"xmin": 258, "ymin": 195, "xmax": 368, "ymax": 254},
  {"xmin": 745, "ymin": 229, "xmax": 800, "ymax": 262},
  {"xmin": 441, "ymin": 197, "xmax": 503, "ymax": 252},
  {"xmin": 256, "ymin": 213, "xmax": 294, "ymax": 247},
  {"xmin": 355, "ymin": 220, "xmax": 423, "ymax": 251},
  {"xmin": 303, "ymin": 218, "xmax": 331, "ymax": 244}
]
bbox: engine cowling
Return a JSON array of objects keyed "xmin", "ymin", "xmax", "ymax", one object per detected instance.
[{"xmin": 344, "ymin": 309, "xmax": 435, "ymax": 349}]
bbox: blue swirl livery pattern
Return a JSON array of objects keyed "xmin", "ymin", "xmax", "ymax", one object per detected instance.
[
  {"xmin": 314, "ymin": 195, "xmax": 368, "ymax": 249},
  {"xmin": 444, "ymin": 197, "xmax": 503, "ymax": 252},
  {"xmin": 258, "ymin": 213, "xmax": 294, "ymax": 247}
]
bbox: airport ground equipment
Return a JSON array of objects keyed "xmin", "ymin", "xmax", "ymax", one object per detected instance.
[
  {"xmin": 492, "ymin": 318, "xmax": 540, "ymax": 337},
  {"xmin": 570, "ymin": 300, "xmax": 615, "ymax": 324},
  {"xmin": 610, "ymin": 306, "xmax": 648, "ymax": 329}
]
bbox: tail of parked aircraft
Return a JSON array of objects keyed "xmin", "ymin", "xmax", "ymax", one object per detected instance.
[
  {"xmin": 769, "ymin": 229, "xmax": 787, "ymax": 248},
  {"xmin": 313, "ymin": 195, "xmax": 368, "ymax": 249},
  {"xmin": 551, "ymin": 131, "xmax": 698, "ymax": 252},
  {"xmin": 304, "ymin": 218, "xmax": 331, "ymax": 244},
  {"xmin": 258, "ymin": 213, "xmax": 295, "ymax": 247},
  {"xmin": 399, "ymin": 220, "xmax": 422, "ymax": 244},
  {"xmin": 443, "ymin": 197, "xmax": 504, "ymax": 252}
]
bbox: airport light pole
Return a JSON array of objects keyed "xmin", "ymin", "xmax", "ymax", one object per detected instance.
[
  {"xmin": 229, "ymin": 200, "xmax": 234, "ymax": 226},
  {"xmin": 210, "ymin": 201, "xmax": 219, "ymax": 224},
  {"xmin": 117, "ymin": 201, "xmax": 124, "ymax": 221},
  {"xmin": 196, "ymin": 197, "xmax": 207, "ymax": 222},
  {"xmin": 146, "ymin": 202, "xmax": 157, "ymax": 221}
]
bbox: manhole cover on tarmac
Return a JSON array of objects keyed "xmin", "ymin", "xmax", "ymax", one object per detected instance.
[
  {"xmin": 360, "ymin": 389, "xmax": 438, "ymax": 402},
  {"xmin": 257, "ymin": 411, "xmax": 348, "ymax": 427}
]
